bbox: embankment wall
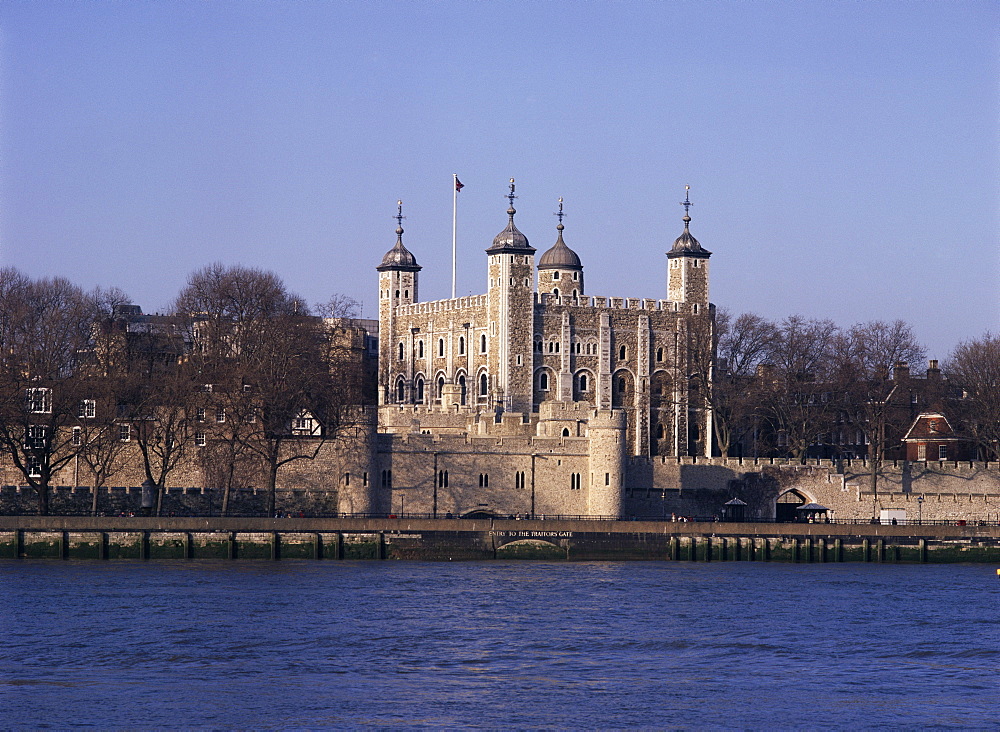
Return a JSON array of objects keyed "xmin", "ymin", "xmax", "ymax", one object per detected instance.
[{"xmin": 3, "ymin": 517, "xmax": 1000, "ymax": 563}]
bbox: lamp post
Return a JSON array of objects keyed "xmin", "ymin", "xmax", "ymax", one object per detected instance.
[{"xmin": 917, "ymin": 495, "xmax": 924, "ymax": 525}]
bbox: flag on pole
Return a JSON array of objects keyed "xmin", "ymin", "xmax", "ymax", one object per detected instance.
[{"xmin": 455, "ymin": 177, "xmax": 464, "ymax": 192}]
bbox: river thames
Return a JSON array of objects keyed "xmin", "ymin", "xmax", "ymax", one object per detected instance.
[{"xmin": 2, "ymin": 561, "xmax": 998, "ymax": 729}]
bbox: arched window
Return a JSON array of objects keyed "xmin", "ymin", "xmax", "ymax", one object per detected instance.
[
  {"xmin": 552, "ymin": 288, "xmax": 559, "ymax": 297},
  {"xmin": 539, "ymin": 372, "xmax": 549, "ymax": 390},
  {"xmin": 438, "ymin": 339, "xmax": 445, "ymax": 357},
  {"xmin": 479, "ymin": 373, "xmax": 488, "ymax": 397},
  {"xmin": 404, "ymin": 289, "xmax": 409, "ymax": 298},
  {"xmin": 437, "ymin": 376, "xmax": 445, "ymax": 401},
  {"xmin": 459, "ymin": 336, "xmax": 465, "ymax": 355},
  {"xmin": 617, "ymin": 376, "xmax": 626, "ymax": 393},
  {"xmin": 415, "ymin": 377, "xmax": 424, "ymax": 403},
  {"xmin": 562, "ymin": 427, "xmax": 570, "ymax": 437},
  {"xmin": 619, "ymin": 345, "xmax": 627, "ymax": 360},
  {"xmin": 656, "ymin": 347, "xmax": 664, "ymax": 362},
  {"xmin": 398, "ymin": 342, "xmax": 404, "ymax": 360},
  {"xmin": 480, "ymin": 334, "xmax": 487, "ymax": 353},
  {"xmin": 418, "ymin": 340, "xmax": 424, "ymax": 358},
  {"xmin": 458, "ymin": 375, "xmax": 467, "ymax": 405},
  {"xmin": 578, "ymin": 373, "xmax": 588, "ymax": 391},
  {"xmin": 396, "ymin": 378, "xmax": 405, "ymax": 402}
]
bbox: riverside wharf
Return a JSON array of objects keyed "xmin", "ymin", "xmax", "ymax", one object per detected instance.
[{"xmin": 4, "ymin": 516, "xmax": 1000, "ymax": 563}]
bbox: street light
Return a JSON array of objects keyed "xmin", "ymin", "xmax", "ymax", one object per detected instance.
[{"xmin": 917, "ymin": 495, "xmax": 924, "ymax": 525}]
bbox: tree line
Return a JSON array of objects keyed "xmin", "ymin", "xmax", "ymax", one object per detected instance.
[
  {"xmin": 0, "ymin": 264, "xmax": 367, "ymax": 515},
  {"xmin": 689, "ymin": 310, "xmax": 1000, "ymax": 471}
]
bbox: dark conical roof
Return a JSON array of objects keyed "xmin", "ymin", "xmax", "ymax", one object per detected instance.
[
  {"xmin": 486, "ymin": 178, "xmax": 535, "ymax": 255},
  {"xmin": 668, "ymin": 188, "xmax": 711, "ymax": 259},
  {"xmin": 487, "ymin": 209, "xmax": 534, "ymax": 254},
  {"xmin": 377, "ymin": 226, "xmax": 421, "ymax": 271},
  {"xmin": 668, "ymin": 224, "xmax": 711, "ymax": 257},
  {"xmin": 538, "ymin": 225, "xmax": 582, "ymax": 270}
]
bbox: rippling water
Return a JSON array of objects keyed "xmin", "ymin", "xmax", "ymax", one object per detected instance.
[{"xmin": 2, "ymin": 561, "xmax": 999, "ymax": 729}]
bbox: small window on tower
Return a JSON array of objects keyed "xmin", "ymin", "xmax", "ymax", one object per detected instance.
[
  {"xmin": 553, "ymin": 271, "xmax": 560, "ymax": 280},
  {"xmin": 573, "ymin": 272, "xmax": 578, "ymax": 281}
]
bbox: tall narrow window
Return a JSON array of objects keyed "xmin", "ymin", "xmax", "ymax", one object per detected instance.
[
  {"xmin": 418, "ymin": 340, "xmax": 424, "ymax": 358},
  {"xmin": 415, "ymin": 377, "xmax": 424, "ymax": 403},
  {"xmin": 656, "ymin": 347, "xmax": 664, "ymax": 362},
  {"xmin": 438, "ymin": 338, "xmax": 445, "ymax": 357},
  {"xmin": 437, "ymin": 376, "xmax": 445, "ymax": 401},
  {"xmin": 480, "ymin": 334, "xmax": 487, "ymax": 353},
  {"xmin": 479, "ymin": 373, "xmax": 488, "ymax": 397},
  {"xmin": 398, "ymin": 342, "xmax": 404, "ymax": 360},
  {"xmin": 539, "ymin": 372, "xmax": 549, "ymax": 390},
  {"xmin": 396, "ymin": 378, "xmax": 405, "ymax": 402},
  {"xmin": 459, "ymin": 336, "xmax": 465, "ymax": 355},
  {"xmin": 578, "ymin": 374, "xmax": 588, "ymax": 391},
  {"xmin": 459, "ymin": 375, "xmax": 467, "ymax": 405},
  {"xmin": 619, "ymin": 345, "xmax": 627, "ymax": 360}
]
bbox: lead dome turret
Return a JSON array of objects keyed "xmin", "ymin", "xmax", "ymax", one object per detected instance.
[
  {"xmin": 377, "ymin": 205, "xmax": 421, "ymax": 272},
  {"xmin": 486, "ymin": 179, "xmax": 535, "ymax": 255}
]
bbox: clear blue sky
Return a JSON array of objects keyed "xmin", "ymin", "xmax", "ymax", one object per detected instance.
[{"xmin": 1, "ymin": 0, "xmax": 997, "ymax": 360}]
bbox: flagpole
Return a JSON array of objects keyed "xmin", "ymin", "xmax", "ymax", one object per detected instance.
[{"xmin": 452, "ymin": 174, "xmax": 458, "ymax": 299}]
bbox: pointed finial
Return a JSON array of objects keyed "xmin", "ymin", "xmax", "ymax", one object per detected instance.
[
  {"xmin": 679, "ymin": 185, "xmax": 692, "ymax": 228},
  {"xmin": 507, "ymin": 178, "xmax": 517, "ymax": 216},
  {"xmin": 395, "ymin": 200, "xmax": 405, "ymax": 238},
  {"xmin": 554, "ymin": 197, "xmax": 565, "ymax": 231}
]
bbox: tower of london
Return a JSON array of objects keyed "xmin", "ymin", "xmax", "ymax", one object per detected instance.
[{"xmin": 368, "ymin": 181, "xmax": 716, "ymax": 519}]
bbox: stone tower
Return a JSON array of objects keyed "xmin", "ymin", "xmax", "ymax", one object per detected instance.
[
  {"xmin": 537, "ymin": 198, "xmax": 584, "ymax": 299},
  {"xmin": 666, "ymin": 187, "xmax": 711, "ymax": 306},
  {"xmin": 486, "ymin": 179, "xmax": 536, "ymax": 414},
  {"xmin": 377, "ymin": 201, "xmax": 421, "ymax": 405},
  {"xmin": 587, "ymin": 408, "xmax": 627, "ymax": 517}
]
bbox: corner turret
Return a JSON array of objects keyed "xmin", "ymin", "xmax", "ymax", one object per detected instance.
[
  {"xmin": 666, "ymin": 186, "xmax": 711, "ymax": 305},
  {"xmin": 537, "ymin": 198, "xmax": 584, "ymax": 299},
  {"xmin": 378, "ymin": 201, "xmax": 421, "ymax": 404}
]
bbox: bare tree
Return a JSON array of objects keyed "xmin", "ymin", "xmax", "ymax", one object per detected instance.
[
  {"xmin": 0, "ymin": 271, "xmax": 97, "ymax": 513},
  {"xmin": 710, "ymin": 310, "xmax": 778, "ymax": 456},
  {"xmin": 758, "ymin": 316, "xmax": 842, "ymax": 460},
  {"xmin": 176, "ymin": 265, "xmax": 357, "ymax": 516},
  {"xmin": 315, "ymin": 293, "xmax": 361, "ymax": 319},
  {"xmin": 945, "ymin": 332, "xmax": 1000, "ymax": 460},
  {"xmin": 836, "ymin": 320, "xmax": 926, "ymax": 517}
]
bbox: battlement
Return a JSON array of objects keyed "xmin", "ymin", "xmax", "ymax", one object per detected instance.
[
  {"xmin": 377, "ymin": 430, "xmax": 590, "ymax": 456},
  {"xmin": 396, "ymin": 295, "xmax": 488, "ymax": 316},
  {"xmin": 534, "ymin": 293, "xmax": 701, "ymax": 313},
  {"xmin": 626, "ymin": 454, "xmax": 1000, "ymax": 476}
]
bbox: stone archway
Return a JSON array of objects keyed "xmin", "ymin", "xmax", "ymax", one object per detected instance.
[{"xmin": 776, "ymin": 489, "xmax": 808, "ymax": 522}]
